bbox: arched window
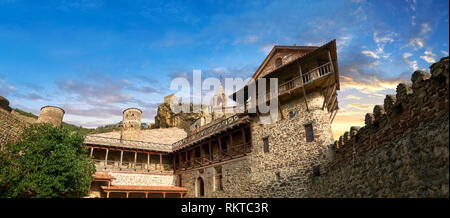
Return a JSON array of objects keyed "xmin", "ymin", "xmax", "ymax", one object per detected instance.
[
  {"xmin": 275, "ymin": 58, "xmax": 283, "ymax": 68},
  {"xmin": 196, "ymin": 177, "xmax": 205, "ymax": 197}
]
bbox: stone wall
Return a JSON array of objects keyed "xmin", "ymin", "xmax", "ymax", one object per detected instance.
[
  {"xmin": 0, "ymin": 99, "xmax": 31, "ymax": 146},
  {"xmin": 260, "ymin": 57, "xmax": 449, "ymax": 198},
  {"xmin": 179, "ymin": 157, "xmax": 254, "ymax": 198},
  {"xmin": 37, "ymin": 106, "xmax": 65, "ymax": 127},
  {"xmin": 109, "ymin": 172, "xmax": 175, "ymax": 186}
]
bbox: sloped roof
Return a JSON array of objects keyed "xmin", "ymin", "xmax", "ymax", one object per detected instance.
[{"xmin": 90, "ymin": 127, "xmax": 187, "ymax": 145}]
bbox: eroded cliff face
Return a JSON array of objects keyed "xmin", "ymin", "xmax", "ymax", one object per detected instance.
[{"xmin": 152, "ymin": 103, "xmax": 208, "ymax": 132}]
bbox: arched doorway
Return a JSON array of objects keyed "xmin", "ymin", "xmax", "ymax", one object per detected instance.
[{"xmin": 196, "ymin": 177, "xmax": 205, "ymax": 197}]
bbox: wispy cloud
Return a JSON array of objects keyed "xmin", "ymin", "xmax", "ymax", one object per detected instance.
[
  {"xmin": 420, "ymin": 50, "xmax": 437, "ymax": 63},
  {"xmin": 403, "ymin": 52, "xmax": 419, "ymax": 70}
]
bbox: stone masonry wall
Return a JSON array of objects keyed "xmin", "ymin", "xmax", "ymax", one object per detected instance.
[
  {"xmin": 261, "ymin": 57, "xmax": 449, "ymax": 198},
  {"xmin": 109, "ymin": 172, "xmax": 175, "ymax": 186},
  {"xmin": 0, "ymin": 103, "xmax": 30, "ymax": 146},
  {"xmin": 249, "ymin": 91, "xmax": 334, "ymax": 197}
]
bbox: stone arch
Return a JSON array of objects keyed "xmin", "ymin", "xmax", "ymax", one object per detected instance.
[{"xmin": 195, "ymin": 177, "xmax": 205, "ymax": 197}]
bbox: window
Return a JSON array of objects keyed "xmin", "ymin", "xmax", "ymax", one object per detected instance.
[
  {"xmin": 275, "ymin": 58, "xmax": 282, "ymax": 68},
  {"xmin": 275, "ymin": 172, "xmax": 281, "ymax": 181},
  {"xmin": 305, "ymin": 124, "xmax": 314, "ymax": 142},
  {"xmin": 289, "ymin": 111, "xmax": 295, "ymax": 118},
  {"xmin": 263, "ymin": 138, "xmax": 269, "ymax": 153},
  {"xmin": 214, "ymin": 166, "xmax": 223, "ymax": 191}
]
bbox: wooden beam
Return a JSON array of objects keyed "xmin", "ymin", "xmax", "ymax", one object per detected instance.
[
  {"xmin": 90, "ymin": 147, "xmax": 94, "ymax": 157},
  {"xmin": 208, "ymin": 142, "xmax": 212, "ymax": 162},
  {"xmin": 327, "ymin": 50, "xmax": 336, "ymax": 74},
  {"xmin": 241, "ymin": 127, "xmax": 247, "ymax": 153},
  {"xmin": 278, "ymin": 100, "xmax": 284, "ymax": 119},
  {"xmin": 119, "ymin": 150, "xmax": 123, "ymax": 169},
  {"xmin": 322, "ymin": 75, "xmax": 333, "ymax": 110},
  {"xmin": 104, "ymin": 149, "xmax": 109, "ymax": 167},
  {"xmin": 147, "ymin": 152, "xmax": 150, "ymax": 170},
  {"xmin": 218, "ymin": 138, "xmax": 222, "ymax": 160},
  {"xmin": 134, "ymin": 152, "xmax": 137, "ymax": 170},
  {"xmin": 185, "ymin": 151, "xmax": 188, "ymax": 169},
  {"xmin": 330, "ymin": 107, "xmax": 339, "ymax": 124},
  {"xmin": 299, "ymin": 64, "xmax": 309, "ymax": 111},
  {"xmin": 329, "ymin": 93, "xmax": 337, "ymax": 114},
  {"xmin": 326, "ymin": 85, "xmax": 337, "ymax": 112},
  {"xmin": 159, "ymin": 154, "xmax": 163, "ymax": 171}
]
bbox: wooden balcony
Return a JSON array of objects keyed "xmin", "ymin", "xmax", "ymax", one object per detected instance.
[{"xmin": 279, "ymin": 62, "xmax": 333, "ymax": 96}]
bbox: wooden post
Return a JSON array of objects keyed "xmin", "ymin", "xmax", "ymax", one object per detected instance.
[
  {"xmin": 119, "ymin": 150, "xmax": 123, "ymax": 169},
  {"xmin": 104, "ymin": 149, "xmax": 109, "ymax": 168},
  {"xmin": 327, "ymin": 50, "xmax": 335, "ymax": 74},
  {"xmin": 90, "ymin": 147, "xmax": 94, "ymax": 157},
  {"xmin": 299, "ymin": 64, "xmax": 309, "ymax": 111},
  {"xmin": 106, "ymin": 192, "xmax": 110, "ymax": 198},
  {"xmin": 160, "ymin": 154, "xmax": 163, "ymax": 171},
  {"xmin": 147, "ymin": 152, "xmax": 150, "ymax": 170},
  {"xmin": 173, "ymin": 155, "xmax": 176, "ymax": 171},
  {"xmin": 179, "ymin": 153, "xmax": 182, "ymax": 170},
  {"xmin": 208, "ymin": 142, "xmax": 212, "ymax": 162},
  {"xmin": 322, "ymin": 75, "xmax": 333, "ymax": 110},
  {"xmin": 163, "ymin": 192, "xmax": 166, "ymax": 198},
  {"xmin": 134, "ymin": 152, "xmax": 137, "ymax": 170},
  {"xmin": 180, "ymin": 193, "xmax": 183, "ymax": 198},
  {"xmin": 200, "ymin": 145, "xmax": 204, "ymax": 165},
  {"xmin": 145, "ymin": 192, "xmax": 148, "ymax": 198},
  {"xmin": 218, "ymin": 138, "xmax": 222, "ymax": 160},
  {"xmin": 325, "ymin": 85, "xmax": 337, "ymax": 112},
  {"xmin": 108, "ymin": 181, "xmax": 111, "ymax": 188},
  {"xmin": 185, "ymin": 151, "xmax": 188, "ymax": 168},
  {"xmin": 330, "ymin": 108, "xmax": 339, "ymax": 124},
  {"xmin": 241, "ymin": 128, "xmax": 247, "ymax": 153},
  {"xmin": 126, "ymin": 192, "xmax": 129, "ymax": 198},
  {"xmin": 229, "ymin": 134, "xmax": 233, "ymax": 156}
]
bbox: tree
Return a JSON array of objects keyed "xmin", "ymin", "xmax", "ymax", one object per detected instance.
[{"xmin": 0, "ymin": 123, "xmax": 96, "ymax": 198}]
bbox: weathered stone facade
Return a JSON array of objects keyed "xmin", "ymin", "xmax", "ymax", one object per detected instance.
[
  {"xmin": 109, "ymin": 172, "xmax": 175, "ymax": 186},
  {"xmin": 153, "ymin": 102, "xmax": 209, "ymax": 132},
  {"xmin": 121, "ymin": 108, "xmax": 142, "ymax": 141},
  {"xmin": 37, "ymin": 106, "xmax": 65, "ymax": 127},
  {"xmin": 0, "ymin": 107, "xmax": 28, "ymax": 146},
  {"xmin": 258, "ymin": 57, "xmax": 449, "ymax": 198}
]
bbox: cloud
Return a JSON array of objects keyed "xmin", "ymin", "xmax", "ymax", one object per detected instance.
[
  {"xmin": 420, "ymin": 50, "xmax": 437, "ymax": 63},
  {"xmin": 403, "ymin": 52, "xmax": 419, "ymax": 70},
  {"xmin": 0, "ymin": 79, "xmax": 16, "ymax": 96},
  {"xmin": 408, "ymin": 23, "xmax": 432, "ymax": 49},
  {"xmin": 362, "ymin": 50, "xmax": 379, "ymax": 59},
  {"xmin": 346, "ymin": 103, "xmax": 373, "ymax": 110},
  {"xmin": 442, "ymin": 50, "xmax": 449, "ymax": 56},
  {"xmin": 344, "ymin": 94, "xmax": 361, "ymax": 100}
]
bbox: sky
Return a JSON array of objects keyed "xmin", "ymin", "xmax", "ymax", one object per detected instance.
[{"xmin": 0, "ymin": 0, "xmax": 448, "ymax": 139}]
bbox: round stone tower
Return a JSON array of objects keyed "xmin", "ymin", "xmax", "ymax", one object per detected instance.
[
  {"xmin": 37, "ymin": 106, "xmax": 65, "ymax": 127},
  {"xmin": 121, "ymin": 108, "xmax": 142, "ymax": 141}
]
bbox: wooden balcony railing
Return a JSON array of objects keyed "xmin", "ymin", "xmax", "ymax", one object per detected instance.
[
  {"xmin": 279, "ymin": 62, "xmax": 333, "ymax": 95},
  {"xmin": 176, "ymin": 142, "xmax": 251, "ymax": 171},
  {"xmin": 93, "ymin": 159, "xmax": 171, "ymax": 173}
]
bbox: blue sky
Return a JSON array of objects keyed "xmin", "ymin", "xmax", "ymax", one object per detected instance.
[{"xmin": 0, "ymin": 0, "xmax": 448, "ymax": 136}]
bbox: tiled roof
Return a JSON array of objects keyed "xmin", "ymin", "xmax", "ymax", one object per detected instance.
[
  {"xmin": 90, "ymin": 127, "xmax": 187, "ymax": 145},
  {"xmin": 101, "ymin": 185, "xmax": 187, "ymax": 192},
  {"xmin": 92, "ymin": 173, "xmax": 116, "ymax": 180}
]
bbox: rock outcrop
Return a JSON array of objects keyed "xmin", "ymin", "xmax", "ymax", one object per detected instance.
[{"xmin": 152, "ymin": 103, "xmax": 209, "ymax": 133}]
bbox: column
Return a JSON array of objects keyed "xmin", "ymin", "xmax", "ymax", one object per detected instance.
[
  {"xmin": 162, "ymin": 192, "xmax": 166, "ymax": 198},
  {"xmin": 159, "ymin": 154, "xmax": 163, "ymax": 171},
  {"xmin": 180, "ymin": 193, "xmax": 183, "ymax": 198},
  {"xmin": 90, "ymin": 147, "xmax": 94, "ymax": 157},
  {"xmin": 218, "ymin": 138, "xmax": 222, "ymax": 160},
  {"xmin": 185, "ymin": 151, "xmax": 188, "ymax": 169},
  {"xmin": 241, "ymin": 128, "xmax": 247, "ymax": 153},
  {"xmin": 134, "ymin": 152, "xmax": 137, "ymax": 170},
  {"xmin": 178, "ymin": 153, "xmax": 182, "ymax": 170},
  {"xmin": 119, "ymin": 150, "xmax": 124, "ymax": 169},
  {"xmin": 126, "ymin": 192, "xmax": 129, "ymax": 198},
  {"xmin": 229, "ymin": 134, "xmax": 233, "ymax": 156},
  {"xmin": 106, "ymin": 192, "xmax": 110, "ymax": 198},
  {"xmin": 145, "ymin": 192, "xmax": 148, "ymax": 198},
  {"xmin": 208, "ymin": 142, "xmax": 212, "ymax": 162},
  {"xmin": 104, "ymin": 149, "xmax": 109, "ymax": 168},
  {"xmin": 147, "ymin": 152, "xmax": 150, "ymax": 171}
]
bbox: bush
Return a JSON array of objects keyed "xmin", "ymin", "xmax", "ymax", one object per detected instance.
[{"xmin": 0, "ymin": 123, "xmax": 96, "ymax": 198}]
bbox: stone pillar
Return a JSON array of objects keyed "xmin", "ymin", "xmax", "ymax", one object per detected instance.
[
  {"xmin": 90, "ymin": 147, "xmax": 94, "ymax": 158},
  {"xmin": 104, "ymin": 149, "xmax": 109, "ymax": 168},
  {"xmin": 119, "ymin": 150, "xmax": 123, "ymax": 169},
  {"xmin": 160, "ymin": 154, "xmax": 163, "ymax": 170}
]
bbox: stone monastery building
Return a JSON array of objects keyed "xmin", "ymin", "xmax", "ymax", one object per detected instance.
[
  {"xmin": 80, "ymin": 40, "xmax": 341, "ymax": 198},
  {"xmin": 4, "ymin": 39, "xmax": 446, "ymax": 198}
]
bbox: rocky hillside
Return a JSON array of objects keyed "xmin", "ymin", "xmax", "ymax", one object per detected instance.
[{"xmin": 152, "ymin": 103, "xmax": 209, "ymax": 132}]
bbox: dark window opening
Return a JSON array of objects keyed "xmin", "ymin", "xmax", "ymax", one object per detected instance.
[
  {"xmin": 289, "ymin": 111, "xmax": 295, "ymax": 118},
  {"xmin": 275, "ymin": 58, "xmax": 283, "ymax": 68},
  {"xmin": 305, "ymin": 124, "xmax": 314, "ymax": 142},
  {"xmin": 275, "ymin": 172, "xmax": 281, "ymax": 181},
  {"xmin": 263, "ymin": 138, "xmax": 269, "ymax": 153}
]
